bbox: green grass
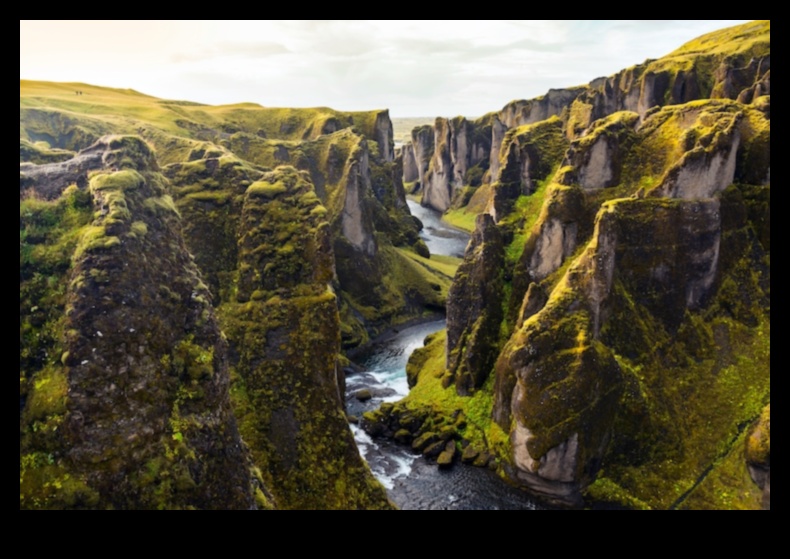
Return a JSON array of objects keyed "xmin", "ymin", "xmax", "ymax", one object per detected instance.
[
  {"xmin": 442, "ymin": 208, "xmax": 477, "ymax": 232},
  {"xmin": 397, "ymin": 248, "xmax": 461, "ymax": 279},
  {"xmin": 20, "ymin": 80, "xmax": 388, "ymax": 165},
  {"xmin": 399, "ymin": 329, "xmax": 512, "ymax": 465}
]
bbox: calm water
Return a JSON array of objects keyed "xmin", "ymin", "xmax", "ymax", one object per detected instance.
[{"xmin": 407, "ymin": 199, "xmax": 470, "ymax": 258}]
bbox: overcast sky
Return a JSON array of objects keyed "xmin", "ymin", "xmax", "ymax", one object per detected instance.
[{"xmin": 21, "ymin": 20, "xmax": 753, "ymax": 118}]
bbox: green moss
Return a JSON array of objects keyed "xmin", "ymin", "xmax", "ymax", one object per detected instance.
[
  {"xmin": 397, "ymin": 248, "xmax": 461, "ymax": 280},
  {"xmin": 20, "ymin": 138, "xmax": 75, "ymax": 164},
  {"xmin": 221, "ymin": 289, "xmax": 391, "ymax": 509},
  {"xmin": 90, "ymin": 169, "xmax": 144, "ymax": 192},
  {"xmin": 130, "ymin": 220, "xmax": 148, "ymax": 237},
  {"xmin": 20, "ymin": 185, "xmax": 93, "ymax": 389},
  {"xmin": 20, "ymin": 454, "xmax": 100, "ymax": 510},
  {"xmin": 383, "ymin": 329, "xmax": 513, "ymax": 472},
  {"xmin": 442, "ymin": 208, "xmax": 478, "ymax": 232},
  {"xmin": 584, "ymin": 477, "xmax": 651, "ymax": 510},
  {"xmin": 745, "ymin": 404, "xmax": 770, "ymax": 465},
  {"xmin": 247, "ymin": 180, "xmax": 287, "ymax": 199}
]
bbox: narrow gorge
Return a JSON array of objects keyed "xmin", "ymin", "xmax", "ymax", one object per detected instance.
[{"xmin": 21, "ymin": 20, "xmax": 769, "ymax": 509}]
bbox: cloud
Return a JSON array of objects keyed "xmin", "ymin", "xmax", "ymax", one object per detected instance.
[
  {"xmin": 171, "ymin": 41, "xmax": 290, "ymax": 63},
  {"xmin": 21, "ymin": 20, "xmax": 756, "ymax": 117}
]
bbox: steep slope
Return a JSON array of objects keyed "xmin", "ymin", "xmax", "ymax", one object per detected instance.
[
  {"xmin": 20, "ymin": 137, "xmax": 262, "ymax": 509},
  {"xmin": 20, "ymin": 82, "xmax": 442, "ymax": 347},
  {"xmin": 413, "ymin": 20, "xmax": 769, "ymax": 219},
  {"xmin": 19, "ymin": 81, "xmax": 428, "ymax": 508},
  {"xmin": 389, "ymin": 21, "xmax": 770, "ymax": 509}
]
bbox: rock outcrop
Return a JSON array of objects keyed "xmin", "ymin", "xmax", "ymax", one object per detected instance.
[
  {"xmin": 489, "ymin": 116, "xmax": 568, "ymax": 222},
  {"xmin": 404, "ymin": 21, "xmax": 770, "ymax": 218},
  {"xmin": 219, "ymin": 166, "xmax": 392, "ymax": 509},
  {"xmin": 21, "ymin": 137, "xmax": 260, "ymax": 509},
  {"xmin": 402, "ymin": 142, "xmax": 419, "ymax": 184},
  {"xmin": 422, "ymin": 116, "xmax": 491, "ymax": 212},
  {"xmin": 560, "ymin": 112, "xmax": 639, "ymax": 191},
  {"xmin": 446, "ymin": 214, "xmax": 505, "ymax": 395},
  {"xmin": 394, "ymin": 22, "xmax": 771, "ymax": 508},
  {"xmin": 410, "ymin": 124, "xmax": 435, "ymax": 193}
]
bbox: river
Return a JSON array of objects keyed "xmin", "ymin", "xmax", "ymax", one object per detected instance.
[{"xmin": 345, "ymin": 200, "xmax": 542, "ymax": 509}]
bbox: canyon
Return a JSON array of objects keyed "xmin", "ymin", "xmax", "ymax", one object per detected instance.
[{"xmin": 20, "ymin": 20, "xmax": 769, "ymax": 509}]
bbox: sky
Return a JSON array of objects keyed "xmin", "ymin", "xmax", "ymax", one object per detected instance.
[{"xmin": 21, "ymin": 20, "xmax": 753, "ymax": 118}]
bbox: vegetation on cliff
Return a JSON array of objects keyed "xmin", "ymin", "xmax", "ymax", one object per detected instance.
[{"xmin": 394, "ymin": 20, "xmax": 769, "ymax": 509}]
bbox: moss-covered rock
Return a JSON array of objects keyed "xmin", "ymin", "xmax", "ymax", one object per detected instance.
[
  {"xmin": 216, "ymin": 165, "xmax": 391, "ymax": 509},
  {"xmin": 490, "ymin": 116, "xmax": 568, "ymax": 221},
  {"xmin": 446, "ymin": 214, "xmax": 505, "ymax": 395},
  {"xmin": 560, "ymin": 112, "xmax": 639, "ymax": 191},
  {"xmin": 21, "ymin": 136, "xmax": 257, "ymax": 509}
]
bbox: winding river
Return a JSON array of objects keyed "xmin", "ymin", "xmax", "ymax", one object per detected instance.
[{"xmin": 346, "ymin": 200, "xmax": 542, "ymax": 509}]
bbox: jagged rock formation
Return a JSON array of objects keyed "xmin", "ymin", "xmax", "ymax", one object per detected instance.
[
  {"xmin": 560, "ymin": 112, "xmax": 639, "ymax": 191},
  {"xmin": 20, "ymin": 137, "xmax": 261, "ymax": 509},
  {"xmin": 409, "ymin": 124, "xmax": 434, "ymax": 193},
  {"xmin": 489, "ymin": 116, "xmax": 568, "ymax": 222},
  {"xmin": 445, "ymin": 214, "xmax": 504, "ymax": 395},
  {"xmin": 567, "ymin": 21, "xmax": 770, "ymax": 135},
  {"xmin": 421, "ymin": 116, "xmax": 491, "ymax": 213},
  {"xmin": 396, "ymin": 21, "xmax": 770, "ymax": 509},
  {"xmin": 406, "ymin": 21, "xmax": 769, "ymax": 218},
  {"xmin": 216, "ymin": 166, "xmax": 392, "ymax": 509},
  {"xmin": 402, "ymin": 142, "xmax": 419, "ymax": 184},
  {"xmin": 19, "ymin": 79, "xmax": 451, "ymax": 509},
  {"xmin": 492, "ymin": 99, "xmax": 769, "ymax": 507},
  {"xmin": 500, "ymin": 87, "xmax": 588, "ymax": 128}
]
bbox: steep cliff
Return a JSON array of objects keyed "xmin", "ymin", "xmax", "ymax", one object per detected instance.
[
  {"xmin": 216, "ymin": 166, "xmax": 392, "ymax": 509},
  {"xmin": 421, "ymin": 116, "xmax": 491, "ymax": 213},
  {"xmin": 20, "ymin": 80, "xmax": 443, "ymax": 347},
  {"xmin": 445, "ymin": 214, "xmax": 504, "ymax": 395},
  {"xmin": 568, "ymin": 20, "xmax": 770, "ymax": 136},
  {"xmin": 409, "ymin": 124, "xmax": 435, "ymax": 194},
  {"xmin": 394, "ymin": 21, "xmax": 770, "ymax": 509},
  {"xmin": 20, "ymin": 137, "xmax": 261, "ymax": 509},
  {"xmin": 489, "ymin": 116, "xmax": 568, "ymax": 222},
  {"xmin": 407, "ymin": 21, "xmax": 769, "ymax": 225},
  {"xmin": 19, "ymin": 79, "xmax": 448, "ymax": 508}
]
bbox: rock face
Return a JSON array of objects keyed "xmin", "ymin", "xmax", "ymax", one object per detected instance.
[
  {"xmin": 164, "ymin": 156, "xmax": 395, "ymax": 508},
  {"xmin": 499, "ymin": 88, "xmax": 587, "ymax": 128},
  {"xmin": 489, "ymin": 116, "xmax": 568, "ymax": 222},
  {"xmin": 396, "ymin": 22, "xmax": 770, "ymax": 508},
  {"xmin": 561, "ymin": 112, "xmax": 639, "ymax": 191},
  {"xmin": 404, "ymin": 21, "xmax": 770, "ymax": 211},
  {"xmin": 446, "ymin": 214, "xmax": 505, "ymax": 395},
  {"xmin": 20, "ymin": 137, "xmax": 258, "ymax": 509},
  {"xmin": 567, "ymin": 22, "xmax": 770, "ymax": 135},
  {"xmin": 653, "ymin": 112, "xmax": 741, "ymax": 200},
  {"xmin": 422, "ymin": 118, "xmax": 454, "ymax": 212},
  {"xmin": 220, "ymin": 166, "xmax": 392, "ymax": 509},
  {"xmin": 170, "ymin": 125, "xmax": 430, "ymax": 345},
  {"xmin": 422, "ymin": 116, "xmax": 491, "ymax": 212},
  {"xmin": 488, "ymin": 116, "xmax": 508, "ymax": 187},
  {"xmin": 495, "ymin": 195, "xmax": 730, "ymax": 504},
  {"xmin": 490, "ymin": 99, "xmax": 770, "ymax": 506},
  {"xmin": 410, "ymin": 125, "xmax": 435, "ymax": 193},
  {"xmin": 20, "ymin": 82, "xmax": 455, "ymax": 509},
  {"xmin": 20, "ymin": 139, "xmax": 125, "ymax": 199},
  {"xmin": 372, "ymin": 110, "xmax": 395, "ymax": 162},
  {"xmin": 402, "ymin": 142, "xmax": 419, "ymax": 184}
]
